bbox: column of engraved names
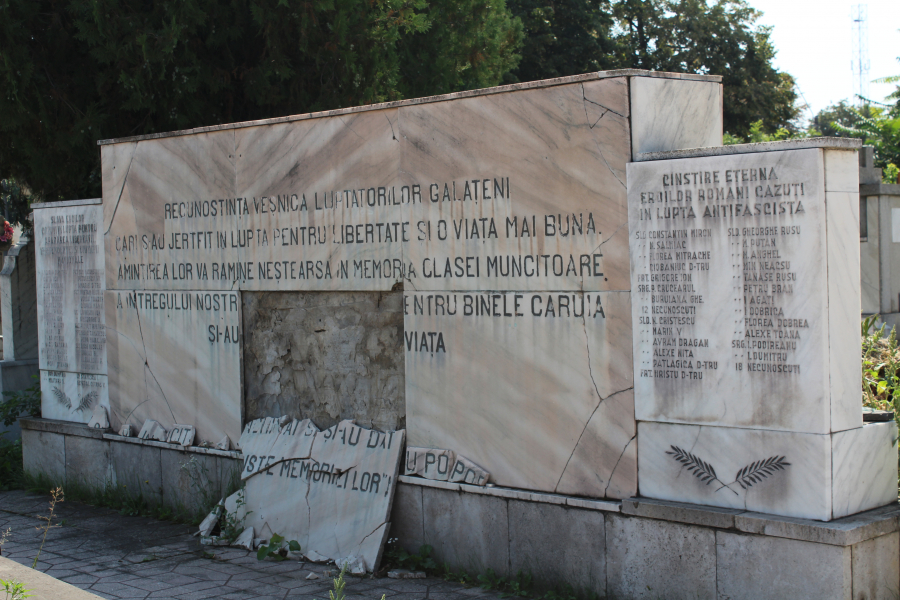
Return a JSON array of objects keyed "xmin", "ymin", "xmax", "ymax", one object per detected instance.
[
  {"xmin": 75, "ymin": 268, "xmax": 104, "ymax": 372},
  {"xmin": 636, "ymin": 227, "xmax": 716, "ymax": 381},
  {"xmin": 732, "ymin": 223, "xmax": 804, "ymax": 375}
]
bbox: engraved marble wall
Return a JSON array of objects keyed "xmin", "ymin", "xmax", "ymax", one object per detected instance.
[
  {"xmin": 34, "ymin": 201, "xmax": 108, "ymax": 425},
  {"xmin": 105, "ymin": 289, "xmax": 242, "ymax": 443},
  {"xmin": 99, "ymin": 72, "xmax": 723, "ymax": 500}
]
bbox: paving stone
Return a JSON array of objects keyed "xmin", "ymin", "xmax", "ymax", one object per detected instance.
[{"xmin": 0, "ymin": 489, "xmax": 507, "ymax": 600}]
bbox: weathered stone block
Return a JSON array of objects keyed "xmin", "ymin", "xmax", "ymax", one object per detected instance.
[
  {"xmin": 851, "ymin": 532, "xmax": 900, "ymax": 600},
  {"xmin": 605, "ymin": 514, "xmax": 715, "ymax": 600},
  {"xmin": 508, "ymin": 501, "xmax": 605, "ymax": 594},
  {"xmin": 242, "ymin": 291, "xmax": 405, "ymax": 432},
  {"xmin": 389, "ymin": 483, "xmax": 425, "ymax": 554},
  {"xmin": 422, "ymin": 486, "xmax": 509, "ymax": 576},
  {"xmin": 111, "ymin": 440, "xmax": 162, "ymax": 504},
  {"xmin": 64, "ymin": 435, "xmax": 112, "ymax": 490},
  {"xmin": 21, "ymin": 429, "xmax": 65, "ymax": 484},
  {"xmin": 160, "ymin": 447, "xmax": 219, "ymax": 515},
  {"xmin": 715, "ymin": 531, "xmax": 851, "ymax": 600}
]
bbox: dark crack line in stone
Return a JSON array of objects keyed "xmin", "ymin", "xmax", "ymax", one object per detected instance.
[
  {"xmin": 552, "ymin": 305, "xmax": 634, "ymax": 492},
  {"xmin": 132, "ymin": 298, "xmax": 177, "ymax": 423},
  {"xmin": 339, "ymin": 116, "xmax": 365, "ymax": 141},
  {"xmin": 386, "ymin": 115, "xmax": 399, "ymax": 142},
  {"xmin": 580, "ymin": 85, "xmax": 626, "ymax": 189},
  {"xmin": 103, "ymin": 143, "xmax": 138, "ymax": 235},
  {"xmin": 581, "ymin": 84, "xmax": 627, "ymax": 119},
  {"xmin": 603, "ymin": 434, "xmax": 635, "ymax": 497}
]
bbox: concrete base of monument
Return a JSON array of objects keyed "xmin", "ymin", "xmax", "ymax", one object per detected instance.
[
  {"xmin": 391, "ymin": 478, "xmax": 900, "ymax": 600},
  {"xmin": 20, "ymin": 418, "xmax": 900, "ymax": 598},
  {"xmin": 19, "ymin": 418, "xmax": 242, "ymax": 516}
]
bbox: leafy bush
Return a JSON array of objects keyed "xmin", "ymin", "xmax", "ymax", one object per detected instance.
[
  {"xmin": 0, "ymin": 438, "xmax": 23, "ymax": 491},
  {"xmin": 861, "ymin": 315, "xmax": 900, "ymax": 413},
  {"xmin": 0, "ymin": 376, "xmax": 41, "ymax": 428}
]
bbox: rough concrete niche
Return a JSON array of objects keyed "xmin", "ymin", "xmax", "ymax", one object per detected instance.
[{"xmin": 242, "ymin": 291, "xmax": 405, "ymax": 431}]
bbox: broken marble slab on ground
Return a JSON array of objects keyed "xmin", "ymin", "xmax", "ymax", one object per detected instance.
[
  {"xmin": 403, "ymin": 446, "xmax": 490, "ymax": 485},
  {"xmin": 202, "ymin": 417, "xmax": 404, "ymax": 572}
]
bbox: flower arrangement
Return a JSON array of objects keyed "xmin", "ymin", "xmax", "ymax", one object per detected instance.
[{"xmin": 0, "ymin": 218, "xmax": 13, "ymax": 252}]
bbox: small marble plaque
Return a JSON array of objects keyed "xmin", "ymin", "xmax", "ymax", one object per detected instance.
[
  {"xmin": 166, "ymin": 424, "xmax": 196, "ymax": 447},
  {"xmin": 105, "ymin": 289, "xmax": 242, "ymax": 444},
  {"xmin": 87, "ymin": 405, "xmax": 110, "ymax": 430},
  {"xmin": 231, "ymin": 418, "xmax": 404, "ymax": 571},
  {"xmin": 34, "ymin": 203, "xmax": 106, "ymax": 374},
  {"xmin": 39, "ymin": 370, "xmax": 110, "ymax": 425}
]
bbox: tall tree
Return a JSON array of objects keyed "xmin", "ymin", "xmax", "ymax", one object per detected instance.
[
  {"xmin": 0, "ymin": 0, "xmax": 522, "ymax": 212},
  {"xmin": 505, "ymin": 0, "xmax": 799, "ymax": 138},
  {"xmin": 613, "ymin": 0, "xmax": 798, "ymax": 137}
]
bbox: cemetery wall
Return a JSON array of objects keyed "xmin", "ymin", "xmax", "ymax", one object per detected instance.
[
  {"xmin": 18, "ymin": 416, "xmax": 900, "ymax": 600},
  {"xmin": 242, "ymin": 290, "xmax": 405, "ymax": 431}
]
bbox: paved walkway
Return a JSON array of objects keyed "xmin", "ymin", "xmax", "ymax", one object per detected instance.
[{"xmin": 0, "ymin": 490, "xmax": 502, "ymax": 600}]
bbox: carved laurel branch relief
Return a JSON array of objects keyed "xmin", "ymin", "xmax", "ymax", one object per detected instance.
[
  {"xmin": 52, "ymin": 386, "xmax": 98, "ymax": 415},
  {"xmin": 665, "ymin": 445, "xmax": 791, "ymax": 496}
]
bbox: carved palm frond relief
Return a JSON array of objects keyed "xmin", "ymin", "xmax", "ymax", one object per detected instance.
[
  {"xmin": 734, "ymin": 456, "xmax": 791, "ymax": 490},
  {"xmin": 52, "ymin": 387, "xmax": 71, "ymax": 410},
  {"xmin": 75, "ymin": 391, "xmax": 98, "ymax": 414},
  {"xmin": 665, "ymin": 445, "xmax": 719, "ymax": 484}
]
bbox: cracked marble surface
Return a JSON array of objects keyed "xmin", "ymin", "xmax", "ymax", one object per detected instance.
[
  {"xmin": 233, "ymin": 418, "xmax": 404, "ymax": 571},
  {"xmin": 104, "ymin": 290, "xmax": 242, "ymax": 444},
  {"xmin": 404, "ymin": 291, "xmax": 635, "ymax": 498}
]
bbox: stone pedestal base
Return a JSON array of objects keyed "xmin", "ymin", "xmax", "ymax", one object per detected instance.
[{"xmin": 638, "ymin": 420, "xmax": 898, "ymax": 521}]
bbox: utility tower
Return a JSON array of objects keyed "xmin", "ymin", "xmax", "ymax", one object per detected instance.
[{"xmin": 851, "ymin": 4, "xmax": 870, "ymax": 105}]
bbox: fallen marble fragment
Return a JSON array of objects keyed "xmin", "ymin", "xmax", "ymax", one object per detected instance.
[
  {"xmin": 388, "ymin": 569, "xmax": 427, "ymax": 579},
  {"xmin": 166, "ymin": 424, "xmax": 195, "ymax": 447},
  {"xmin": 215, "ymin": 435, "xmax": 232, "ymax": 450},
  {"xmin": 198, "ymin": 502, "xmax": 222, "ymax": 537},
  {"xmin": 234, "ymin": 418, "xmax": 404, "ymax": 572},
  {"xmin": 138, "ymin": 420, "xmax": 167, "ymax": 442},
  {"xmin": 200, "ymin": 536, "xmax": 230, "ymax": 546},
  {"xmin": 232, "ymin": 527, "xmax": 255, "ymax": 551},
  {"xmin": 88, "ymin": 405, "xmax": 109, "ymax": 430},
  {"xmin": 118, "ymin": 424, "xmax": 134, "ymax": 437},
  {"xmin": 404, "ymin": 447, "xmax": 456, "ymax": 481},
  {"xmin": 279, "ymin": 415, "xmax": 293, "ymax": 428},
  {"xmin": 305, "ymin": 573, "xmax": 320, "ymax": 580},
  {"xmin": 336, "ymin": 555, "xmax": 366, "ymax": 575},
  {"xmin": 448, "ymin": 455, "xmax": 490, "ymax": 485}
]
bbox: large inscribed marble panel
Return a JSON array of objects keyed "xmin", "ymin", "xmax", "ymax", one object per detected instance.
[
  {"xmin": 105, "ymin": 289, "xmax": 242, "ymax": 443},
  {"xmin": 34, "ymin": 201, "xmax": 108, "ymax": 425},
  {"xmin": 401, "ymin": 78, "xmax": 631, "ymax": 292},
  {"xmin": 404, "ymin": 291, "xmax": 635, "ymax": 498},
  {"xmin": 103, "ymin": 115, "xmax": 406, "ymax": 292},
  {"xmin": 627, "ymin": 148, "xmax": 859, "ymax": 434},
  {"xmin": 35, "ymin": 203, "xmax": 106, "ymax": 374}
]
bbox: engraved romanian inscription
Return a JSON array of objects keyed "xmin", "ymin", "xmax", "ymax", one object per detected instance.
[
  {"xmin": 35, "ymin": 204, "xmax": 106, "ymax": 374},
  {"xmin": 628, "ymin": 149, "xmax": 828, "ymax": 432}
]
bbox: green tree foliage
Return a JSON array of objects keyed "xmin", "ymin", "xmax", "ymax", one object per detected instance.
[
  {"xmin": 503, "ymin": 0, "xmax": 616, "ymax": 83},
  {"xmin": 505, "ymin": 0, "xmax": 798, "ymax": 138},
  {"xmin": 0, "ymin": 0, "xmax": 522, "ymax": 210},
  {"xmin": 815, "ymin": 53, "xmax": 900, "ymax": 182}
]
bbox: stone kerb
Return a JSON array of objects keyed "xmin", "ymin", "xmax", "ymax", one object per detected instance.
[{"xmin": 626, "ymin": 138, "xmax": 898, "ymax": 521}]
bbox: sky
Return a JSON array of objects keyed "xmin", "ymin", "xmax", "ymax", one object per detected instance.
[{"xmin": 746, "ymin": 0, "xmax": 898, "ymax": 123}]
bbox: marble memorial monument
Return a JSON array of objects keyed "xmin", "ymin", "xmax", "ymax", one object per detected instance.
[{"xmin": 627, "ymin": 139, "xmax": 897, "ymax": 521}]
